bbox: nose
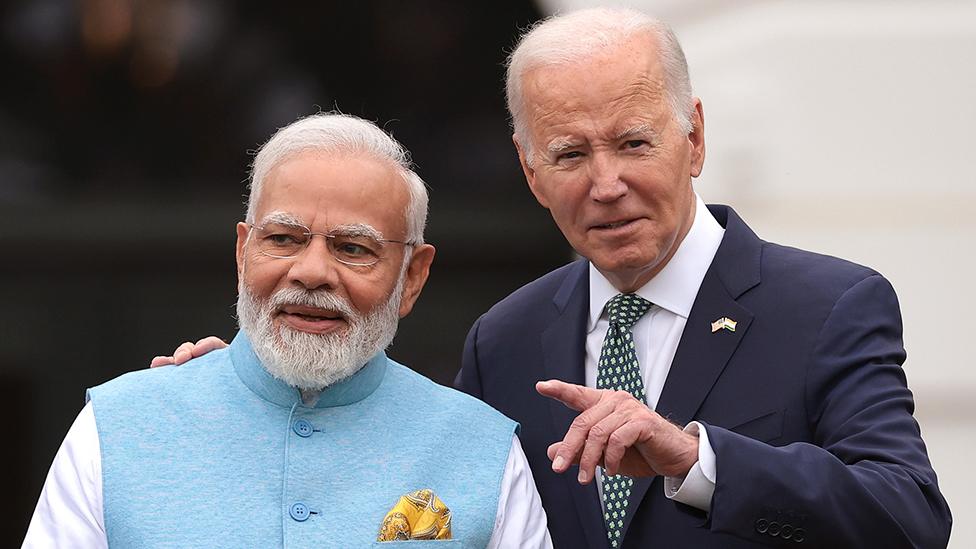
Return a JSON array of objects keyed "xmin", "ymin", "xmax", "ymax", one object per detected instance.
[
  {"xmin": 285, "ymin": 235, "xmax": 341, "ymax": 291},
  {"xmin": 587, "ymin": 152, "xmax": 627, "ymax": 203}
]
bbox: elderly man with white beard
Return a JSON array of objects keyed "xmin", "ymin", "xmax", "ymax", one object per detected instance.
[{"xmin": 24, "ymin": 113, "xmax": 552, "ymax": 548}]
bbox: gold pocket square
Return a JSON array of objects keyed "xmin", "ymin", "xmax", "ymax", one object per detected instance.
[{"xmin": 377, "ymin": 488, "xmax": 452, "ymax": 541}]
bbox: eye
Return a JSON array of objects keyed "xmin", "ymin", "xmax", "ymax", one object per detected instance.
[
  {"xmin": 330, "ymin": 236, "xmax": 382, "ymax": 261},
  {"xmin": 623, "ymin": 139, "xmax": 648, "ymax": 149},
  {"xmin": 335, "ymin": 242, "xmax": 373, "ymax": 257},
  {"xmin": 266, "ymin": 233, "xmax": 302, "ymax": 245},
  {"xmin": 557, "ymin": 150, "xmax": 584, "ymax": 162},
  {"xmin": 253, "ymin": 225, "xmax": 308, "ymax": 257}
]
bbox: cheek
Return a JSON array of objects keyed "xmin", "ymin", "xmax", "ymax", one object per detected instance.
[
  {"xmin": 541, "ymin": 175, "xmax": 588, "ymax": 220},
  {"xmin": 338, "ymin": 271, "xmax": 398, "ymax": 313},
  {"xmin": 242, "ymin": 257, "xmax": 288, "ymax": 295}
]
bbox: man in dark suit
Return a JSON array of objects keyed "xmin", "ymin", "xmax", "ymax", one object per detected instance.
[{"xmin": 456, "ymin": 6, "xmax": 951, "ymax": 549}]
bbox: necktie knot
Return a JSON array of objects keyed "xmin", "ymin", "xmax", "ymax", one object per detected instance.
[{"xmin": 605, "ymin": 293, "xmax": 652, "ymax": 329}]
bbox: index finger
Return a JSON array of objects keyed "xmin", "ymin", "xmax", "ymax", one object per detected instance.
[
  {"xmin": 191, "ymin": 336, "xmax": 228, "ymax": 358},
  {"xmin": 150, "ymin": 356, "xmax": 175, "ymax": 368},
  {"xmin": 536, "ymin": 379, "xmax": 603, "ymax": 412}
]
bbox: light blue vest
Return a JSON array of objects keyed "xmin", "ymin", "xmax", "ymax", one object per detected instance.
[{"xmin": 88, "ymin": 332, "xmax": 517, "ymax": 548}]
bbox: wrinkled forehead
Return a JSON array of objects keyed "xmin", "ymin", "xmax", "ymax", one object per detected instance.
[
  {"xmin": 255, "ymin": 150, "xmax": 410, "ymax": 236},
  {"xmin": 521, "ymin": 35, "xmax": 669, "ymax": 134}
]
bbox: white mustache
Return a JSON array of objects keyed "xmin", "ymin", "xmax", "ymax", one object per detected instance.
[{"xmin": 268, "ymin": 287, "xmax": 357, "ymax": 321}]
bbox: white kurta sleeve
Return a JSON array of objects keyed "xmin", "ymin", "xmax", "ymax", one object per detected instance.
[
  {"xmin": 486, "ymin": 435, "xmax": 553, "ymax": 549},
  {"xmin": 23, "ymin": 402, "xmax": 107, "ymax": 549}
]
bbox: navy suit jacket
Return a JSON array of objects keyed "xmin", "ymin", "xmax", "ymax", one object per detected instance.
[{"xmin": 456, "ymin": 205, "xmax": 951, "ymax": 548}]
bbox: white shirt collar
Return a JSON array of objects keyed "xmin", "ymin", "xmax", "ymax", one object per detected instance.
[{"xmin": 587, "ymin": 194, "xmax": 725, "ymax": 331}]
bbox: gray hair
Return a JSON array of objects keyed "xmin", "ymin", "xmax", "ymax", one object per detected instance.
[
  {"xmin": 247, "ymin": 113, "xmax": 429, "ymax": 244},
  {"xmin": 505, "ymin": 7, "xmax": 694, "ymax": 160}
]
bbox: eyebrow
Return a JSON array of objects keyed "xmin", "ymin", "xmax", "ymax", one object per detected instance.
[
  {"xmin": 544, "ymin": 124, "xmax": 657, "ymax": 156},
  {"xmin": 258, "ymin": 213, "xmax": 385, "ymax": 240},
  {"xmin": 546, "ymin": 137, "xmax": 580, "ymax": 155},
  {"xmin": 329, "ymin": 223, "xmax": 384, "ymax": 240},
  {"xmin": 614, "ymin": 124, "xmax": 656, "ymax": 141},
  {"xmin": 258, "ymin": 211, "xmax": 306, "ymax": 227}
]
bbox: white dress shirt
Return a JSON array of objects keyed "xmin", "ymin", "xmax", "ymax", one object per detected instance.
[
  {"xmin": 24, "ymin": 402, "xmax": 552, "ymax": 548},
  {"xmin": 585, "ymin": 193, "xmax": 723, "ymax": 512}
]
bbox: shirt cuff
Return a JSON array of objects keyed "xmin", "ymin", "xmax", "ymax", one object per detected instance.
[{"xmin": 663, "ymin": 421, "xmax": 715, "ymax": 512}]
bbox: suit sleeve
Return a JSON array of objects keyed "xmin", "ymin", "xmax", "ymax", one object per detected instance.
[
  {"xmin": 704, "ymin": 275, "xmax": 952, "ymax": 548},
  {"xmin": 455, "ymin": 314, "xmax": 485, "ymax": 398}
]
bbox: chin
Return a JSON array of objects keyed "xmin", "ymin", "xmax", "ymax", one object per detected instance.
[{"xmin": 593, "ymin": 248, "xmax": 660, "ymax": 272}]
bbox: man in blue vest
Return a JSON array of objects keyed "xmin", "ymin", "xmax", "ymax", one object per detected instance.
[{"xmin": 25, "ymin": 113, "xmax": 552, "ymax": 548}]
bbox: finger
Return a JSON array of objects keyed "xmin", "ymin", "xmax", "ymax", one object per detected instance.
[
  {"xmin": 536, "ymin": 379, "xmax": 603, "ymax": 412},
  {"xmin": 603, "ymin": 420, "xmax": 645, "ymax": 477},
  {"xmin": 191, "ymin": 336, "xmax": 227, "ymax": 358},
  {"xmin": 173, "ymin": 342, "xmax": 195, "ymax": 365},
  {"xmin": 548, "ymin": 441, "xmax": 582, "ymax": 479},
  {"xmin": 547, "ymin": 442, "xmax": 562, "ymax": 461},
  {"xmin": 550, "ymin": 393, "xmax": 619, "ymax": 476},
  {"xmin": 578, "ymin": 412, "xmax": 631, "ymax": 483},
  {"xmin": 150, "ymin": 356, "xmax": 175, "ymax": 368}
]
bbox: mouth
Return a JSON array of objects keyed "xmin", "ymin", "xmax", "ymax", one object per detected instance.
[
  {"xmin": 591, "ymin": 218, "xmax": 640, "ymax": 231},
  {"xmin": 275, "ymin": 305, "xmax": 347, "ymax": 334}
]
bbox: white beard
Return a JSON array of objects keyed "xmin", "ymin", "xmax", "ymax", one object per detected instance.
[{"xmin": 236, "ymin": 278, "xmax": 403, "ymax": 390}]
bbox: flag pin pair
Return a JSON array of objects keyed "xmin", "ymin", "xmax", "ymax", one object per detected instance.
[{"xmin": 711, "ymin": 317, "xmax": 737, "ymax": 333}]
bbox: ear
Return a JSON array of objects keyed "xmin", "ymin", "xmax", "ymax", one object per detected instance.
[
  {"xmin": 397, "ymin": 243, "xmax": 436, "ymax": 318},
  {"xmin": 235, "ymin": 222, "xmax": 250, "ymax": 278},
  {"xmin": 688, "ymin": 98, "xmax": 706, "ymax": 178},
  {"xmin": 514, "ymin": 134, "xmax": 550, "ymax": 208}
]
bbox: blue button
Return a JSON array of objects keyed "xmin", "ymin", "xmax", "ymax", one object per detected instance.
[
  {"xmin": 293, "ymin": 419, "xmax": 313, "ymax": 437},
  {"xmin": 289, "ymin": 502, "xmax": 310, "ymax": 522}
]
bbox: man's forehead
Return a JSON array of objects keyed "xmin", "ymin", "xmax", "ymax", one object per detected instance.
[
  {"xmin": 524, "ymin": 65, "xmax": 668, "ymax": 143},
  {"xmin": 255, "ymin": 151, "xmax": 408, "ymax": 225}
]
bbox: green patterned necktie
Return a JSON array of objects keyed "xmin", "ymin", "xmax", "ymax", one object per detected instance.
[{"xmin": 596, "ymin": 293, "xmax": 652, "ymax": 548}]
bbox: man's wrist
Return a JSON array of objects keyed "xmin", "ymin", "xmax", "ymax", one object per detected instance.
[
  {"xmin": 664, "ymin": 422, "xmax": 716, "ymax": 512},
  {"xmin": 662, "ymin": 423, "xmax": 700, "ymax": 477}
]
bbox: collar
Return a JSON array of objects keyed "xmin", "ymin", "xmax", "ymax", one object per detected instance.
[
  {"xmin": 588, "ymin": 193, "xmax": 725, "ymax": 331},
  {"xmin": 229, "ymin": 331, "xmax": 386, "ymax": 409}
]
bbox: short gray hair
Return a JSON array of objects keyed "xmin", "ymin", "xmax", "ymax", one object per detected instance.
[
  {"xmin": 505, "ymin": 7, "xmax": 694, "ymax": 159},
  {"xmin": 247, "ymin": 113, "xmax": 429, "ymax": 244}
]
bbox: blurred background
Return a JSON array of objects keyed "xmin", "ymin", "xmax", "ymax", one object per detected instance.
[{"xmin": 2, "ymin": 0, "xmax": 972, "ymax": 545}]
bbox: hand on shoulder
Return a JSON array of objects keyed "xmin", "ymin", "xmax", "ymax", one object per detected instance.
[{"xmin": 149, "ymin": 336, "xmax": 228, "ymax": 368}]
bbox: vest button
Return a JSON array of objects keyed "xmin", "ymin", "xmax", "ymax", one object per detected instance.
[
  {"xmin": 289, "ymin": 502, "xmax": 310, "ymax": 522},
  {"xmin": 293, "ymin": 419, "xmax": 314, "ymax": 437}
]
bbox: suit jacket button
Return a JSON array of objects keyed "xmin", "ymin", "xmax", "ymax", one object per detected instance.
[
  {"xmin": 780, "ymin": 524, "xmax": 794, "ymax": 539},
  {"xmin": 755, "ymin": 518, "xmax": 769, "ymax": 534},
  {"xmin": 792, "ymin": 528, "xmax": 806, "ymax": 542},
  {"xmin": 768, "ymin": 521, "xmax": 781, "ymax": 536}
]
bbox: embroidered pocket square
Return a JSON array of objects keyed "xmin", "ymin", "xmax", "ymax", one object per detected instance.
[{"xmin": 377, "ymin": 488, "xmax": 452, "ymax": 541}]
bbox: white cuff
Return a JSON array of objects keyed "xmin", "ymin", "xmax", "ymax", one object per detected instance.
[{"xmin": 663, "ymin": 421, "xmax": 716, "ymax": 512}]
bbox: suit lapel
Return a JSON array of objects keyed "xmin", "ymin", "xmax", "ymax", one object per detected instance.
[
  {"xmin": 621, "ymin": 205, "xmax": 762, "ymax": 541},
  {"xmin": 540, "ymin": 260, "xmax": 609, "ymax": 549},
  {"xmin": 655, "ymin": 271, "xmax": 754, "ymax": 426}
]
